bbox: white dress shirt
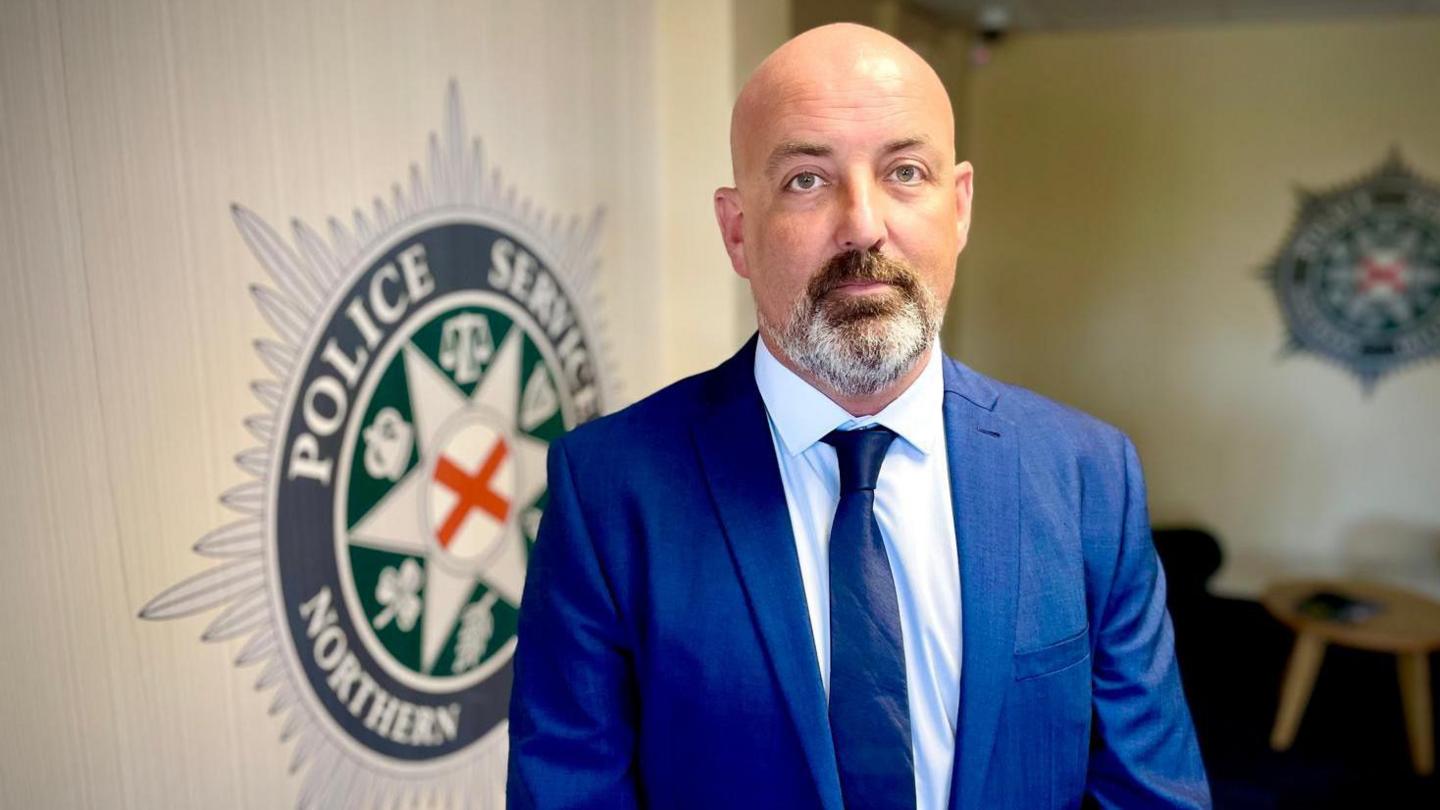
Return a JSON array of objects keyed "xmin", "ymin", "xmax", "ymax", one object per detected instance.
[{"xmin": 753, "ymin": 336, "xmax": 962, "ymax": 810}]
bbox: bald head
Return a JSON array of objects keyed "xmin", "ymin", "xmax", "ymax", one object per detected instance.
[{"xmin": 730, "ymin": 23, "xmax": 955, "ymax": 186}]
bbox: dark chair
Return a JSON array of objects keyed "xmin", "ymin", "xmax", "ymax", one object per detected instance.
[{"xmin": 1153, "ymin": 526, "xmax": 1224, "ymax": 609}]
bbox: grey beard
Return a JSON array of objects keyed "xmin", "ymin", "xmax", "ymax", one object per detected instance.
[{"xmin": 763, "ymin": 255, "xmax": 942, "ymax": 400}]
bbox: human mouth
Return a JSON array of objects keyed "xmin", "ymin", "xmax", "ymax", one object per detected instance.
[{"xmin": 828, "ymin": 280, "xmax": 894, "ymax": 296}]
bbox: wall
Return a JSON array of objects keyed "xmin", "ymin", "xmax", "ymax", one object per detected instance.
[
  {"xmin": 0, "ymin": 0, "xmax": 776, "ymax": 806},
  {"xmin": 957, "ymin": 16, "xmax": 1440, "ymax": 595}
]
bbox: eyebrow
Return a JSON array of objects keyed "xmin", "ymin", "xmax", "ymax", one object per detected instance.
[
  {"xmin": 765, "ymin": 141, "xmax": 831, "ymax": 177},
  {"xmin": 763, "ymin": 135, "xmax": 935, "ymax": 177}
]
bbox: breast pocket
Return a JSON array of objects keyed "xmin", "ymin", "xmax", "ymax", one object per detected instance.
[{"xmin": 1014, "ymin": 625, "xmax": 1090, "ymax": 681}]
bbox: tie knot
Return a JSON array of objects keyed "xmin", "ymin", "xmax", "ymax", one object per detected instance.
[{"xmin": 822, "ymin": 426, "xmax": 898, "ymax": 494}]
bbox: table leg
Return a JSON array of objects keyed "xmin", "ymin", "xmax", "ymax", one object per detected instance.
[
  {"xmin": 1398, "ymin": 652, "xmax": 1434, "ymax": 776},
  {"xmin": 1270, "ymin": 631, "xmax": 1327, "ymax": 751}
]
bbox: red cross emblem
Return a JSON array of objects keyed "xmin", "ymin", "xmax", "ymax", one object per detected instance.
[
  {"xmin": 431, "ymin": 440, "xmax": 511, "ymax": 547},
  {"xmin": 1358, "ymin": 256, "xmax": 1407, "ymax": 294}
]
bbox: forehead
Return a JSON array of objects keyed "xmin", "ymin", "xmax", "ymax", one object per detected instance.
[{"xmin": 743, "ymin": 64, "xmax": 952, "ymax": 174}]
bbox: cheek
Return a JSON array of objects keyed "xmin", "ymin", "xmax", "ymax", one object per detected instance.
[
  {"xmin": 762, "ymin": 209, "xmax": 830, "ymax": 260},
  {"xmin": 892, "ymin": 201, "xmax": 961, "ymax": 292},
  {"xmin": 748, "ymin": 213, "xmax": 829, "ymax": 292}
]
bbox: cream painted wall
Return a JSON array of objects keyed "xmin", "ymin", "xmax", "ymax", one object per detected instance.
[
  {"xmin": 0, "ymin": 0, "xmax": 770, "ymax": 806},
  {"xmin": 958, "ymin": 17, "xmax": 1440, "ymax": 596}
]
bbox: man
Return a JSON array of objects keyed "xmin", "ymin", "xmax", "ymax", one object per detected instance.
[{"xmin": 508, "ymin": 22, "xmax": 1210, "ymax": 810}]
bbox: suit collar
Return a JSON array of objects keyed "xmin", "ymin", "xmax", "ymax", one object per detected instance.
[
  {"xmin": 942, "ymin": 352, "xmax": 1001, "ymax": 411},
  {"xmin": 691, "ymin": 336, "xmax": 845, "ymax": 810}
]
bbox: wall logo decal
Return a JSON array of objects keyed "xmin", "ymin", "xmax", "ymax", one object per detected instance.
[
  {"xmin": 1263, "ymin": 152, "xmax": 1440, "ymax": 391},
  {"xmin": 142, "ymin": 83, "xmax": 611, "ymax": 806}
]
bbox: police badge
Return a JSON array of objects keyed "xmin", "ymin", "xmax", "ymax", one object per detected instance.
[
  {"xmin": 142, "ymin": 83, "xmax": 612, "ymax": 806},
  {"xmin": 1263, "ymin": 152, "xmax": 1440, "ymax": 391}
]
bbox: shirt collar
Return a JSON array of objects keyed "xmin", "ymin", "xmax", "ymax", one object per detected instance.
[{"xmin": 753, "ymin": 334, "xmax": 945, "ymax": 458}]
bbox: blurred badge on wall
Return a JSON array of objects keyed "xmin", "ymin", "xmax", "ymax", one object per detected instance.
[
  {"xmin": 142, "ymin": 83, "xmax": 611, "ymax": 805},
  {"xmin": 1263, "ymin": 152, "xmax": 1440, "ymax": 392}
]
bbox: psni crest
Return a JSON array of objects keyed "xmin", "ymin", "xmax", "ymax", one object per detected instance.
[
  {"xmin": 1263, "ymin": 152, "xmax": 1440, "ymax": 391},
  {"xmin": 142, "ymin": 82, "xmax": 611, "ymax": 807}
]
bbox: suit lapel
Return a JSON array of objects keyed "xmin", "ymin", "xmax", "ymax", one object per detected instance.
[
  {"xmin": 691, "ymin": 338, "xmax": 843, "ymax": 810},
  {"xmin": 942, "ymin": 358, "xmax": 1020, "ymax": 810}
]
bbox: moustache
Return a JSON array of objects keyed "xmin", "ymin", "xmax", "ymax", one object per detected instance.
[{"xmin": 806, "ymin": 249, "xmax": 922, "ymax": 302}]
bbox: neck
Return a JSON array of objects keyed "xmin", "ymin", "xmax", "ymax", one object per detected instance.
[{"xmin": 759, "ymin": 333, "xmax": 933, "ymax": 417}]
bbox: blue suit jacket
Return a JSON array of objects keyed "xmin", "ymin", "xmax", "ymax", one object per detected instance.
[{"xmin": 508, "ymin": 338, "xmax": 1210, "ymax": 809}]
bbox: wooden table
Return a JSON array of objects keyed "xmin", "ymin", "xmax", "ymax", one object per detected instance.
[{"xmin": 1263, "ymin": 579, "xmax": 1440, "ymax": 775}]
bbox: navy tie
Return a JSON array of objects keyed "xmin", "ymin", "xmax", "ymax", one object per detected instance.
[{"xmin": 823, "ymin": 426, "xmax": 915, "ymax": 810}]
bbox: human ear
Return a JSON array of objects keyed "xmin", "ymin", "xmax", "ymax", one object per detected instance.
[
  {"xmin": 953, "ymin": 161, "xmax": 975, "ymax": 248},
  {"xmin": 713, "ymin": 187, "xmax": 751, "ymax": 279}
]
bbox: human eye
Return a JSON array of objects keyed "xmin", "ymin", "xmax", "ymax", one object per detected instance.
[
  {"xmin": 785, "ymin": 171, "xmax": 826, "ymax": 193},
  {"xmin": 889, "ymin": 163, "xmax": 927, "ymax": 185}
]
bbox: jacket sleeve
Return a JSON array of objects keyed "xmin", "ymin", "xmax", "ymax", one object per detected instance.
[
  {"xmin": 507, "ymin": 438, "xmax": 640, "ymax": 809},
  {"xmin": 1085, "ymin": 435, "xmax": 1212, "ymax": 809}
]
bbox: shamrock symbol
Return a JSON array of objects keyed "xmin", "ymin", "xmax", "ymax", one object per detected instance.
[
  {"xmin": 363, "ymin": 407, "xmax": 414, "ymax": 482},
  {"xmin": 373, "ymin": 558, "xmax": 424, "ymax": 632}
]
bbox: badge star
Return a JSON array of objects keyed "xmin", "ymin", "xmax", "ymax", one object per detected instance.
[{"xmin": 349, "ymin": 327, "xmax": 548, "ymax": 673}]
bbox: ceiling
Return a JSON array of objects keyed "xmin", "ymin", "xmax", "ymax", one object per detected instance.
[{"xmin": 910, "ymin": 0, "xmax": 1440, "ymax": 31}]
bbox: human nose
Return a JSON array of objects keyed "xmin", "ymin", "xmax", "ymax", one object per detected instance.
[{"xmin": 835, "ymin": 175, "xmax": 886, "ymax": 253}]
